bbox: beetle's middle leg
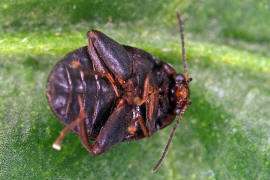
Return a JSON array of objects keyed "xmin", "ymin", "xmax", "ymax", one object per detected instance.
[
  {"xmin": 127, "ymin": 107, "xmax": 150, "ymax": 137},
  {"xmin": 134, "ymin": 74, "xmax": 152, "ymax": 105}
]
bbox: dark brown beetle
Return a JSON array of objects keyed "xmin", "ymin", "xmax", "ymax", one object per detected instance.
[{"xmin": 46, "ymin": 11, "xmax": 191, "ymax": 172}]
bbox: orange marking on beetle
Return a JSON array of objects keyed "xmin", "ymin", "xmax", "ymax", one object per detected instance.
[
  {"xmin": 128, "ymin": 126, "xmax": 136, "ymax": 134},
  {"xmin": 72, "ymin": 60, "xmax": 80, "ymax": 69},
  {"xmin": 134, "ymin": 97, "xmax": 145, "ymax": 105}
]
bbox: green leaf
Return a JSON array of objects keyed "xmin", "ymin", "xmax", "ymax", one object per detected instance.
[{"xmin": 0, "ymin": 0, "xmax": 270, "ymax": 179}]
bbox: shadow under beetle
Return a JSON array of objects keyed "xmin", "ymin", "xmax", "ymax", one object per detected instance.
[{"xmin": 46, "ymin": 11, "xmax": 191, "ymax": 172}]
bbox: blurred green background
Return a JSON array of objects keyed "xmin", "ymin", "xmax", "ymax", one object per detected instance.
[{"xmin": 0, "ymin": 0, "xmax": 270, "ymax": 179}]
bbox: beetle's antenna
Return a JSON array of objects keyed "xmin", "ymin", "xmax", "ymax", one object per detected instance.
[
  {"xmin": 152, "ymin": 105, "xmax": 188, "ymax": 172},
  {"xmin": 176, "ymin": 11, "xmax": 189, "ymax": 82}
]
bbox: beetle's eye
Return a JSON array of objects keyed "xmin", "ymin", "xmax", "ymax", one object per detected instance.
[{"xmin": 175, "ymin": 74, "xmax": 185, "ymax": 83}]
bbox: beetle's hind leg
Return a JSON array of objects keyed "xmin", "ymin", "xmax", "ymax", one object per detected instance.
[
  {"xmin": 52, "ymin": 95, "xmax": 88, "ymax": 151},
  {"xmin": 87, "ymin": 30, "xmax": 133, "ymax": 96},
  {"xmin": 88, "ymin": 99, "xmax": 133, "ymax": 155},
  {"xmin": 52, "ymin": 95, "xmax": 130, "ymax": 155}
]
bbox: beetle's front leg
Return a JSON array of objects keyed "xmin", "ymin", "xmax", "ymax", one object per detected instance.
[
  {"xmin": 134, "ymin": 73, "xmax": 152, "ymax": 105},
  {"xmin": 87, "ymin": 30, "xmax": 132, "ymax": 88},
  {"xmin": 134, "ymin": 73, "xmax": 159, "ymax": 136}
]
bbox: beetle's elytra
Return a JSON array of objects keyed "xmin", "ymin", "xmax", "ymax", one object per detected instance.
[{"xmin": 46, "ymin": 11, "xmax": 191, "ymax": 172}]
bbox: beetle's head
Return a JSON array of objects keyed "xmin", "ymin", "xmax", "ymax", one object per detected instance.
[
  {"xmin": 152, "ymin": 11, "xmax": 192, "ymax": 173},
  {"xmin": 173, "ymin": 74, "xmax": 191, "ymax": 115}
]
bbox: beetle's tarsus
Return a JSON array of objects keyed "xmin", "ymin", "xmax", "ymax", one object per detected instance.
[{"xmin": 52, "ymin": 143, "xmax": 61, "ymax": 151}]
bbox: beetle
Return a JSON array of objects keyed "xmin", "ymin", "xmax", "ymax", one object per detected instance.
[{"xmin": 46, "ymin": 11, "xmax": 191, "ymax": 172}]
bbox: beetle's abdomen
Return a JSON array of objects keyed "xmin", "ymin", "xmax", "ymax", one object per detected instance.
[{"xmin": 47, "ymin": 47, "xmax": 117, "ymax": 138}]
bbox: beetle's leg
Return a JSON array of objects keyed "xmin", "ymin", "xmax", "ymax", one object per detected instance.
[
  {"xmin": 146, "ymin": 88, "xmax": 159, "ymax": 135},
  {"xmin": 77, "ymin": 109, "xmax": 94, "ymax": 152},
  {"xmin": 137, "ymin": 114, "xmax": 151, "ymax": 137},
  {"xmin": 134, "ymin": 73, "xmax": 151, "ymax": 105},
  {"xmin": 127, "ymin": 108, "xmax": 138, "ymax": 135},
  {"xmin": 52, "ymin": 95, "xmax": 86, "ymax": 151},
  {"xmin": 127, "ymin": 107, "xmax": 150, "ymax": 137},
  {"xmin": 88, "ymin": 37, "xmax": 120, "ymax": 96},
  {"xmin": 87, "ymin": 30, "xmax": 132, "ymax": 86},
  {"xmin": 59, "ymin": 98, "xmax": 132, "ymax": 155},
  {"xmin": 53, "ymin": 95, "xmax": 98, "ymax": 153},
  {"xmin": 134, "ymin": 73, "xmax": 159, "ymax": 136},
  {"xmin": 96, "ymin": 72, "xmax": 119, "ymax": 97},
  {"xmin": 90, "ymin": 98, "xmax": 132, "ymax": 155}
]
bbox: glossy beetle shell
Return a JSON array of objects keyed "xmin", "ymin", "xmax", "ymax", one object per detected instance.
[{"xmin": 47, "ymin": 45, "xmax": 177, "ymax": 142}]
